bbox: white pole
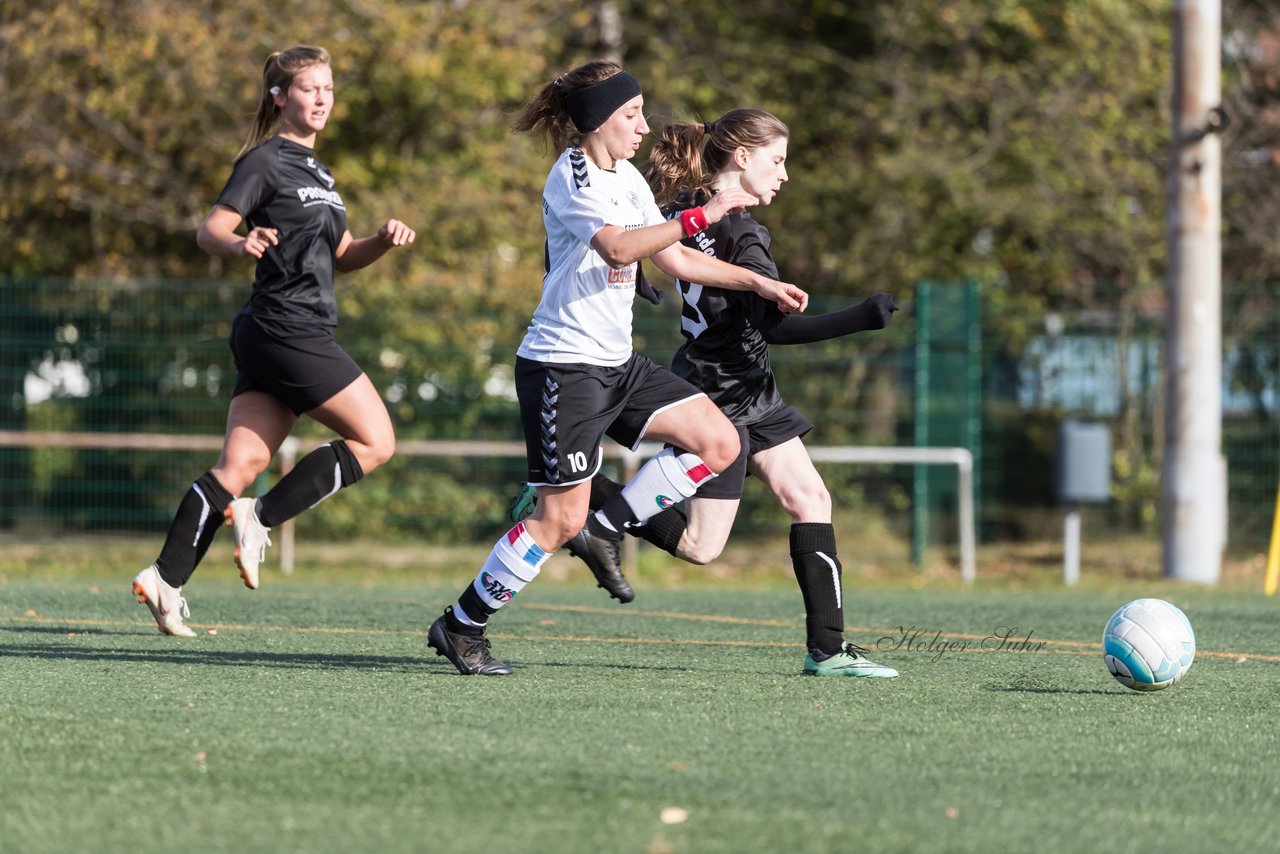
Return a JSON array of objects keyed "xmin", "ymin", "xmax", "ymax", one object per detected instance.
[
  {"xmin": 1063, "ymin": 506, "xmax": 1081, "ymax": 586},
  {"xmin": 278, "ymin": 436, "xmax": 299, "ymax": 573},
  {"xmin": 1163, "ymin": 0, "xmax": 1225, "ymax": 583},
  {"xmin": 957, "ymin": 454, "xmax": 976, "ymax": 584}
]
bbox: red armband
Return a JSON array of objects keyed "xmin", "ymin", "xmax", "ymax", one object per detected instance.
[{"xmin": 679, "ymin": 206, "xmax": 709, "ymax": 238}]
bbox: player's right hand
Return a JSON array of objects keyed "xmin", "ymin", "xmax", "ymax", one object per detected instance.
[
  {"xmin": 703, "ymin": 188, "xmax": 758, "ymax": 223},
  {"xmin": 759, "ymin": 279, "xmax": 808, "ymax": 313},
  {"xmin": 240, "ymin": 227, "xmax": 279, "ymax": 259}
]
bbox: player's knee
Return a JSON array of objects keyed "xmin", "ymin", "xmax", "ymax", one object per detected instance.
[
  {"xmin": 213, "ymin": 455, "xmax": 269, "ymax": 495},
  {"xmin": 343, "ymin": 435, "xmax": 391, "ymax": 473},
  {"xmin": 545, "ymin": 516, "xmax": 585, "ymax": 550},
  {"xmin": 702, "ymin": 424, "xmax": 741, "ymax": 474},
  {"xmin": 357, "ymin": 433, "xmax": 396, "ymax": 474},
  {"xmin": 679, "ymin": 538, "xmax": 723, "ymax": 566},
  {"xmin": 674, "ymin": 522, "xmax": 728, "ymax": 565},
  {"xmin": 781, "ymin": 482, "xmax": 832, "ymax": 522},
  {"xmin": 529, "ymin": 504, "xmax": 587, "ymax": 551}
]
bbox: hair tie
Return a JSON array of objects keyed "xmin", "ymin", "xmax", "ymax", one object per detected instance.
[
  {"xmin": 703, "ymin": 121, "xmax": 716, "ymax": 135},
  {"xmin": 553, "ymin": 76, "xmax": 565, "ymax": 89}
]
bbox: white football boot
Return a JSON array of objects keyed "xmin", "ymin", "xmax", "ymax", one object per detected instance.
[
  {"xmin": 131, "ymin": 564, "xmax": 196, "ymax": 638},
  {"xmin": 226, "ymin": 497, "xmax": 272, "ymax": 590}
]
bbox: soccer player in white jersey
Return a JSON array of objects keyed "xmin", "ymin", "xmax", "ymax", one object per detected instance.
[
  {"xmin": 131, "ymin": 46, "xmax": 415, "ymax": 637},
  {"xmin": 516, "ymin": 108, "xmax": 901, "ymax": 677},
  {"xmin": 426, "ymin": 61, "xmax": 808, "ymax": 675}
]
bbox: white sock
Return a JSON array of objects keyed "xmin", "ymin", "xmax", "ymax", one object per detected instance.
[
  {"xmin": 470, "ymin": 522, "xmax": 549, "ymax": 612},
  {"xmin": 614, "ymin": 448, "xmax": 716, "ymax": 527}
]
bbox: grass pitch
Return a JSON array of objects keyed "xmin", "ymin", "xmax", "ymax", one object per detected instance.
[{"xmin": 2, "ymin": 570, "xmax": 1279, "ymax": 854}]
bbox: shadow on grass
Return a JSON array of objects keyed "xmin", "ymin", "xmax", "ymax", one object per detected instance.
[
  {"xmin": 3, "ymin": 624, "xmax": 772, "ymax": 676},
  {"xmin": 0, "ymin": 641, "xmax": 427, "ymax": 672},
  {"xmin": 530, "ymin": 659, "xmax": 742, "ymax": 674},
  {"xmin": 984, "ymin": 680, "xmax": 1126, "ymax": 697},
  {"xmin": 0, "ymin": 642, "xmax": 709, "ymax": 677},
  {"xmin": 0, "ymin": 624, "xmax": 141, "ymax": 637}
]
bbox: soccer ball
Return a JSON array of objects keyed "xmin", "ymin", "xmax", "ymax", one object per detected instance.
[{"xmin": 1102, "ymin": 598, "xmax": 1195, "ymax": 692}]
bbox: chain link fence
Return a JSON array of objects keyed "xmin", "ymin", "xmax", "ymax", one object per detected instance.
[{"xmin": 1, "ymin": 277, "xmax": 1276, "ymax": 555}]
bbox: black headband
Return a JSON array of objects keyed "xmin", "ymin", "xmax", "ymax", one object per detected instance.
[{"xmin": 564, "ymin": 71, "xmax": 642, "ymax": 133}]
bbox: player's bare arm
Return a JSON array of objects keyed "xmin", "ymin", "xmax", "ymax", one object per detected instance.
[
  {"xmin": 589, "ymin": 186, "xmax": 758, "ymax": 268},
  {"xmin": 334, "ymin": 219, "xmax": 416, "ymax": 273},
  {"xmin": 649, "ymin": 242, "xmax": 808, "ymax": 313},
  {"xmin": 196, "ymin": 204, "xmax": 278, "ymax": 260}
]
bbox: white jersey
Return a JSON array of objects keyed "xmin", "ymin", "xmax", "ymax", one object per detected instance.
[{"xmin": 517, "ymin": 147, "xmax": 665, "ymax": 366}]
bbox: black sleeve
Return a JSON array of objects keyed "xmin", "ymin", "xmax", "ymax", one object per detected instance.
[
  {"xmin": 729, "ymin": 224, "xmax": 792, "ymax": 331},
  {"xmin": 730, "ymin": 228, "xmax": 780, "ymax": 280},
  {"xmin": 760, "ymin": 293, "xmax": 900, "ymax": 345},
  {"xmin": 215, "ymin": 148, "xmax": 274, "ymax": 218},
  {"xmin": 635, "ymin": 261, "xmax": 663, "ymax": 305}
]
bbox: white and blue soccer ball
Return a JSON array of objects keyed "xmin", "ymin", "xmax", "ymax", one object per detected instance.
[{"xmin": 1102, "ymin": 598, "xmax": 1196, "ymax": 692}]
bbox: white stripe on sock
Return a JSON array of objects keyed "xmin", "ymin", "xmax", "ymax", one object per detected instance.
[
  {"xmin": 816, "ymin": 551, "xmax": 841, "ymax": 610},
  {"xmin": 190, "ymin": 483, "xmax": 212, "ymax": 548},
  {"xmin": 308, "ymin": 462, "xmax": 344, "ymax": 510}
]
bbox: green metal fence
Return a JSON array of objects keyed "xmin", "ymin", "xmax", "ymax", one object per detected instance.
[{"xmin": 1, "ymin": 276, "xmax": 1276, "ymax": 554}]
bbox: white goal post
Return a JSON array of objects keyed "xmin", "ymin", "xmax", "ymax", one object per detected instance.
[{"xmin": 0, "ymin": 431, "xmax": 976, "ymax": 581}]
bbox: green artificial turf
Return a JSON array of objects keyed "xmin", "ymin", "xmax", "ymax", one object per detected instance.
[{"xmin": 2, "ymin": 575, "xmax": 1278, "ymax": 854}]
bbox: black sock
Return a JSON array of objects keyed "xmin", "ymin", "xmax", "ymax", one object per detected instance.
[
  {"xmin": 594, "ymin": 492, "xmax": 635, "ymax": 538},
  {"xmin": 591, "ymin": 473, "xmax": 685, "ymax": 555},
  {"xmin": 449, "ymin": 597, "xmax": 488, "ymax": 634},
  {"xmin": 257, "ymin": 440, "xmax": 364, "ymax": 527},
  {"xmin": 155, "ymin": 471, "xmax": 234, "ymax": 587},
  {"xmin": 633, "ymin": 506, "xmax": 686, "ymax": 556},
  {"xmin": 790, "ymin": 522, "xmax": 845, "ymax": 656},
  {"xmin": 586, "ymin": 511, "xmax": 623, "ymax": 542},
  {"xmin": 589, "ymin": 472, "xmax": 624, "ymax": 510}
]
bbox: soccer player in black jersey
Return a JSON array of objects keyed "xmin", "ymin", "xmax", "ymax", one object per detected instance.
[
  {"xmin": 516, "ymin": 108, "xmax": 900, "ymax": 677},
  {"xmin": 132, "ymin": 45, "xmax": 415, "ymax": 637},
  {"xmin": 424, "ymin": 62, "xmax": 809, "ymax": 676}
]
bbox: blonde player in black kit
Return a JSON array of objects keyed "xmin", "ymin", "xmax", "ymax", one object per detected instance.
[
  {"xmin": 425, "ymin": 62, "xmax": 809, "ymax": 676},
  {"xmin": 515, "ymin": 108, "xmax": 900, "ymax": 677},
  {"xmin": 131, "ymin": 45, "xmax": 415, "ymax": 637}
]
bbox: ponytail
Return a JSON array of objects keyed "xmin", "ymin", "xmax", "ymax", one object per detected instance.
[
  {"xmin": 234, "ymin": 45, "xmax": 331, "ymax": 162},
  {"xmin": 644, "ymin": 122, "xmax": 712, "ymax": 208},
  {"xmin": 645, "ymin": 108, "xmax": 790, "ymax": 208},
  {"xmin": 513, "ymin": 59, "xmax": 629, "ymax": 152}
]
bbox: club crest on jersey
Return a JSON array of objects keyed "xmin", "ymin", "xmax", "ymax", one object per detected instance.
[
  {"xmin": 655, "ymin": 494, "xmax": 676, "ymax": 509},
  {"xmin": 306, "ymin": 156, "xmax": 336, "ymax": 189},
  {"xmin": 480, "ymin": 571, "xmax": 517, "ymax": 602},
  {"xmin": 627, "ymin": 190, "xmax": 641, "ymax": 210}
]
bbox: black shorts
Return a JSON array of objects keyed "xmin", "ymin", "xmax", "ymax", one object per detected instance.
[
  {"xmin": 694, "ymin": 403, "xmax": 813, "ymax": 500},
  {"xmin": 515, "ymin": 354, "xmax": 704, "ymax": 487},
  {"xmin": 229, "ymin": 314, "xmax": 364, "ymax": 415}
]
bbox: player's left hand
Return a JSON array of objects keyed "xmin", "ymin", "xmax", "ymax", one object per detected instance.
[
  {"xmin": 863, "ymin": 293, "xmax": 899, "ymax": 329},
  {"xmin": 378, "ymin": 219, "xmax": 416, "ymax": 247}
]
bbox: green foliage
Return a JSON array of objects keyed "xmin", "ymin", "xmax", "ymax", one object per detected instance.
[
  {"xmin": 3, "ymin": 2, "xmax": 1278, "ymax": 545},
  {"xmin": 7, "ymin": 1, "xmax": 1272, "ymax": 325},
  {"xmin": 0, "ymin": 0, "xmax": 558, "ymax": 382},
  {"xmin": 4, "ymin": 0, "xmax": 1272, "ymax": 359}
]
